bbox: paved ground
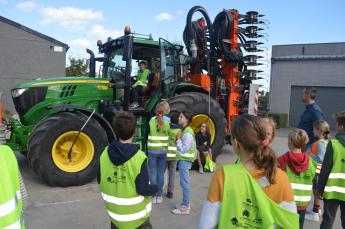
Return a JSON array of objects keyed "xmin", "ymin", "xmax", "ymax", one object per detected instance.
[{"xmin": 19, "ymin": 128, "xmax": 342, "ymax": 229}]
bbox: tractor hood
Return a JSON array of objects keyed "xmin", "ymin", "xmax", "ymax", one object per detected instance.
[
  {"xmin": 11, "ymin": 76, "xmax": 113, "ymax": 124},
  {"xmin": 13, "ymin": 76, "xmax": 109, "ymax": 88}
]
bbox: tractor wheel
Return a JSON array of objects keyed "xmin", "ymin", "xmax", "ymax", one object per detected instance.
[
  {"xmin": 169, "ymin": 93, "xmax": 226, "ymax": 159},
  {"xmin": 27, "ymin": 112, "xmax": 107, "ymax": 186}
]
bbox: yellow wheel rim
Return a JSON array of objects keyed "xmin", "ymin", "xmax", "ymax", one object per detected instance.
[
  {"xmin": 190, "ymin": 114, "xmax": 216, "ymax": 144},
  {"xmin": 52, "ymin": 131, "xmax": 94, "ymax": 173}
]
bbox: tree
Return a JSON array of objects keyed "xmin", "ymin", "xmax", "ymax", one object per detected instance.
[{"xmin": 65, "ymin": 58, "xmax": 88, "ymax": 77}]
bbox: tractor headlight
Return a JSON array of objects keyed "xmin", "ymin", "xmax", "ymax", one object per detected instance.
[{"xmin": 11, "ymin": 88, "xmax": 28, "ymax": 98}]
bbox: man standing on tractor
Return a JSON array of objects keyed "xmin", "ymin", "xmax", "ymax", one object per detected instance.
[{"xmin": 130, "ymin": 61, "xmax": 151, "ymax": 109}]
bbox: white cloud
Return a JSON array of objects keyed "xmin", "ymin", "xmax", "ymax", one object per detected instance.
[
  {"xmin": 88, "ymin": 24, "xmax": 122, "ymax": 40},
  {"xmin": 40, "ymin": 7, "xmax": 103, "ymax": 29},
  {"xmin": 154, "ymin": 10, "xmax": 183, "ymax": 21},
  {"xmin": 0, "ymin": 0, "xmax": 8, "ymax": 4},
  {"xmin": 155, "ymin": 12, "xmax": 174, "ymax": 21},
  {"xmin": 16, "ymin": 1, "xmax": 39, "ymax": 11},
  {"xmin": 68, "ymin": 38, "xmax": 92, "ymax": 48}
]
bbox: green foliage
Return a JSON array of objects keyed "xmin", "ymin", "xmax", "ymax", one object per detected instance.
[{"xmin": 65, "ymin": 58, "xmax": 88, "ymax": 77}]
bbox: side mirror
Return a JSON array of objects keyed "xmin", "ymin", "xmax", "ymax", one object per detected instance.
[{"xmin": 122, "ymin": 35, "xmax": 133, "ymax": 61}]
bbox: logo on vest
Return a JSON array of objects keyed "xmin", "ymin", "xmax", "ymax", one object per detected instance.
[
  {"xmin": 230, "ymin": 198, "xmax": 263, "ymax": 227},
  {"xmin": 107, "ymin": 165, "xmax": 127, "ymax": 184}
]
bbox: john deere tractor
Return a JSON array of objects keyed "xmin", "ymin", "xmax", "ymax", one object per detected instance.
[{"xmin": 2, "ymin": 6, "xmax": 267, "ymax": 186}]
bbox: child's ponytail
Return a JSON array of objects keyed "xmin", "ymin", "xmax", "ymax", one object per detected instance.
[{"xmin": 253, "ymin": 145, "xmax": 277, "ymax": 183}]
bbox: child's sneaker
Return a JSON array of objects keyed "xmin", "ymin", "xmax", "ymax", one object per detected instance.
[
  {"xmin": 152, "ymin": 196, "xmax": 157, "ymax": 204},
  {"xmin": 305, "ymin": 210, "xmax": 321, "ymax": 222},
  {"xmin": 198, "ymin": 167, "xmax": 204, "ymax": 174},
  {"xmin": 171, "ymin": 205, "xmax": 190, "ymax": 215},
  {"xmin": 156, "ymin": 196, "xmax": 163, "ymax": 204}
]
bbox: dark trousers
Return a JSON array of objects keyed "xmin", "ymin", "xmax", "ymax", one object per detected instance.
[
  {"xmin": 131, "ymin": 86, "xmax": 143, "ymax": 103},
  {"xmin": 111, "ymin": 218, "xmax": 152, "ymax": 229},
  {"xmin": 320, "ymin": 199, "xmax": 345, "ymax": 229},
  {"xmin": 298, "ymin": 209, "xmax": 306, "ymax": 229}
]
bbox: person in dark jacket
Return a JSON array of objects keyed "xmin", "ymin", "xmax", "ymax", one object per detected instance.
[
  {"xmin": 298, "ymin": 87, "xmax": 323, "ymax": 147},
  {"xmin": 98, "ymin": 112, "xmax": 157, "ymax": 229},
  {"xmin": 195, "ymin": 122, "xmax": 213, "ymax": 174},
  {"xmin": 317, "ymin": 111, "xmax": 345, "ymax": 229}
]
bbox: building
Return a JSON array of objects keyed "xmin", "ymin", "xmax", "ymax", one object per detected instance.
[
  {"xmin": 0, "ymin": 16, "xmax": 69, "ymax": 114},
  {"xmin": 269, "ymin": 42, "xmax": 345, "ymax": 129}
]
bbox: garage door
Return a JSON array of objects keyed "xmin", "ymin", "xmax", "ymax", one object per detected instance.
[{"xmin": 289, "ymin": 86, "xmax": 345, "ymax": 129}]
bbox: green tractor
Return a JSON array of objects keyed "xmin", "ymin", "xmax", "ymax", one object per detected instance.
[{"xmin": 2, "ymin": 6, "xmax": 267, "ymax": 186}]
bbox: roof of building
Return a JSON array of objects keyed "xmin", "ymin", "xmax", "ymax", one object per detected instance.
[{"xmin": 0, "ymin": 15, "xmax": 69, "ymax": 50}]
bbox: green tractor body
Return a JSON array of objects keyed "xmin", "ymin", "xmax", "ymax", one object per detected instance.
[{"xmin": 4, "ymin": 34, "xmax": 223, "ymax": 186}]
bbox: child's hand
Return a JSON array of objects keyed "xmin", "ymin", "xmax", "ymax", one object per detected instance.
[{"xmin": 176, "ymin": 130, "xmax": 182, "ymax": 140}]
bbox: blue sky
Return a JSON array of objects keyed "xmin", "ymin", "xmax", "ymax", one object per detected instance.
[{"xmin": 1, "ymin": 0, "xmax": 345, "ymax": 87}]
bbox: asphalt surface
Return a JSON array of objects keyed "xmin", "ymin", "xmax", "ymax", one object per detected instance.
[{"xmin": 19, "ymin": 128, "xmax": 342, "ymax": 229}]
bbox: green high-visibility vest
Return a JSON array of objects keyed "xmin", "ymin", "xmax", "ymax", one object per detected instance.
[
  {"xmin": 176, "ymin": 127, "xmax": 197, "ymax": 162},
  {"xmin": 167, "ymin": 128, "xmax": 179, "ymax": 161},
  {"xmin": 324, "ymin": 139, "xmax": 345, "ymax": 201},
  {"xmin": 286, "ymin": 158, "xmax": 317, "ymax": 207},
  {"xmin": 99, "ymin": 147, "xmax": 151, "ymax": 229},
  {"xmin": 0, "ymin": 145, "xmax": 25, "ymax": 229},
  {"xmin": 133, "ymin": 69, "xmax": 150, "ymax": 88},
  {"xmin": 147, "ymin": 118, "xmax": 170, "ymax": 151},
  {"xmin": 219, "ymin": 163, "xmax": 299, "ymax": 229}
]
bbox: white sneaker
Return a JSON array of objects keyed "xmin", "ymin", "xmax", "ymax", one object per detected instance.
[
  {"xmin": 156, "ymin": 196, "xmax": 163, "ymax": 204},
  {"xmin": 152, "ymin": 197, "xmax": 157, "ymax": 204},
  {"xmin": 199, "ymin": 167, "xmax": 204, "ymax": 174},
  {"xmin": 305, "ymin": 211, "xmax": 320, "ymax": 222},
  {"xmin": 129, "ymin": 102, "xmax": 139, "ymax": 109}
]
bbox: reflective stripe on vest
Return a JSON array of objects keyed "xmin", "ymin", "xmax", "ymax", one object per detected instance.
[
  {"xmin": 3, "ymin": 218, "xmax": 22, "ymax": 229},
  {"xmin": 148, "ymin": 136, "xmax": 169, "ymax": 141},
  {"xmin": 101, "ymin": 193, "xmax": 145, "ymax": 206},
  {"xmin": 176, "ymin": 127, "xmax": 197, "ymax": 162},
  {"xmin": 107, "ymin": 202, "xmax": 151, "ymax": 222},
  {"xmin": 286, "ymin": 158, "xmax": 316, "ymax": 207},
  {"xmin": 167, "ymin": 153, "xmax": 176, "ymax": 158},
  {"xmin": 0, "ymin": 191, "xmax": 21, "ymax": 218},
  {"xmin": 324, "ymin": 139, "xmax": 345, "ymax": 201},
  {"xmin": 147, "ymin": 118, "xmax": 169, "ymax": 151},
  {"xmin": 316, "ymin": 163, "xmax": 322, "ymax": 174}
]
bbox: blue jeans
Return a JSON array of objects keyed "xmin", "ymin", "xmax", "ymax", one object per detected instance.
[
  {"xmin": 178, "ymin": 160, "xmax": 192, "ymax": 206},
  {"xmin": 148, "ymin": 152, "xmax": 167, "ymax": 196}
]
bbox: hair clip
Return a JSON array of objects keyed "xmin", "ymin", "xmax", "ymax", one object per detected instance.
[{"xmin": 262, "ymin": 138, "xmax": 270, "ymax": 146}]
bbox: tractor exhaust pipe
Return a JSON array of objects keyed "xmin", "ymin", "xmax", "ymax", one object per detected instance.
[{"xmin": 86, "ymin": 49, "xmax": 96, "ymax": 78}]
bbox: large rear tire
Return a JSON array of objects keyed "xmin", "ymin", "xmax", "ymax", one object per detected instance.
[
  {"xmin": 169, "ymin": 93, "xmax": 226, "ymax": 159},
  {"xmin": 28, "ymin": 112, "xmax": 108, "ymax": 186}
]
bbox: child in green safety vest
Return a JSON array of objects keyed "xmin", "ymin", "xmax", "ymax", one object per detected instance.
[
  {"xmin": 98, "ymin": 112, "xmax": 157, "ymax": 229},
  {"xmin": 199, "ymin": 114, "xmax": 299, "ymax": 228},
  {"xmin": 130, "ymin": 61, "xmax": 151, "ymax": 109},
  {"xmin": 0, "ymin": 144, "xmax": 25, "ymax": 229},
  {"xmin": 164, "ymin": 113, "xmax": 180, "ymax": 199},
  {"xmin": 277, "ymin": 128, "xmax": 317, "ymax": 229},
  {"xmin": 147, "ymin": 101, "xmax": 170, "ymax": 204},
  {"xmin": 318, "ymin": 110, "xmax": 345, "ymax": 229},
  {"xmin": 172, "ymin": 111, "xmax": 197, "ymax": 215}
]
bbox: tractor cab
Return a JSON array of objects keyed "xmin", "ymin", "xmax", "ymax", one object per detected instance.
[{"xmin": 91, "ymin": 31, "xmax": 184, "ymax": 112}]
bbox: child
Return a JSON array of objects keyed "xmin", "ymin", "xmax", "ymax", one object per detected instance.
[
  {"xmin": 147, "ymin": 101, "xmax": 170, "ymax": 204},
  {"xmin": 172, "ymin": 111, "xmax": 197, "ymax": 215},
  {"xmin": 305, "ymin": 120, "xmax": 330, "ymax": 221},
  {"xmin": 195, "ymin": 122, "xmax": 213, "ymax": 174},
  {"xmin": 199, "ymin": 115, "xmax": 298, "ymax": 228},
  {"xmin": 277, "ymin": 128, "xmax": 317, "ymax": 229},
  {"xmin": 318, "ymin": 111, "xmax": 345, "ymax": 229},
  {"xmin": 165, "ymin": 113, "xmax": 180, "ymax": 199},
  {"xmin": 98, "ymin": 111, "xmax": 157, "ymax": 229}
]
